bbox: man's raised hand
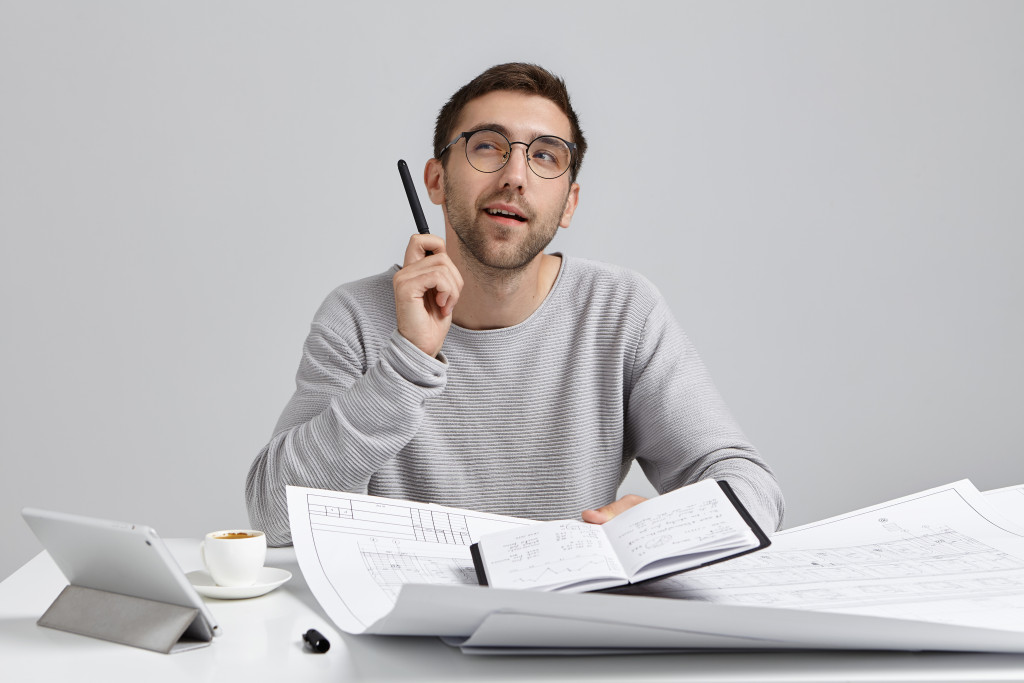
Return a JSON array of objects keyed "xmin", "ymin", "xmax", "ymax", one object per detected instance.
[{"xmin": 392, "ymin": 234, "xmax": 464, "ymax": 358}]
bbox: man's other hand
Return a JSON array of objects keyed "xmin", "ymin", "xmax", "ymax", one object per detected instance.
[
  {"xmin": 581, "ymin": 494, "xmax": 648, "ymax": 524},
  {"xmin": 393, "ymin": 234, "xmax": 464, "ymax": 358}
]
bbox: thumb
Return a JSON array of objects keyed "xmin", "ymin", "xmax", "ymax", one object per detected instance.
[{"xmin": 581, "ymin": 494, "xmax": 648, "ymax": 524}]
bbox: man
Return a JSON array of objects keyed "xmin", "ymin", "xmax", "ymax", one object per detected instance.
[{"xmin": 246, "ymin": 63, "xmax": 784, "ymax": 546}]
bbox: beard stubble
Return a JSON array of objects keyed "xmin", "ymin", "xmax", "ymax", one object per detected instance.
[{"xmin": 442, "ymin": 175, "xmax": 567, "ymax": 274}]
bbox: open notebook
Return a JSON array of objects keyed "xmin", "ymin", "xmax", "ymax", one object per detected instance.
[{"xmin": 470, "ymin": 480, "xmax": 770, "ymax": 593}]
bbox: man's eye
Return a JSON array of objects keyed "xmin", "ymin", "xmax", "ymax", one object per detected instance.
[
  {"xmin": 531, "ymin": 148, "xmax": 565, "ymax": 166},
  {"xmin": 472, "ymin": 142, "xmax": 506, "ymax": 155}
]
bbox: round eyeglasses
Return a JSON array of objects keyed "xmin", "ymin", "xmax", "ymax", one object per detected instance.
[{"xmin": 439, "ymin": 129, "xmax": 577, "ymax": 180}]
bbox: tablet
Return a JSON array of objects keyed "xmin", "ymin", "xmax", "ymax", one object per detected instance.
[{"xmin": 22, "ymin": 507, "xmax": 219, "ymax": 642}]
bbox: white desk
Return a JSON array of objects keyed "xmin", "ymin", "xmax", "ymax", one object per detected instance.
[{"xmin": 2, "ymin": 539, "xmax": 1024, "ymax": 682}]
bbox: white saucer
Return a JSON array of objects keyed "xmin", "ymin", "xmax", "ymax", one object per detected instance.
[{"xmin": 187, "ymin": 567, "xmax": 292, "ymax": 600}]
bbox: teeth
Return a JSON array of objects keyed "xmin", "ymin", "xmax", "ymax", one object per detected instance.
[{"xmin": 487, "ymin": 208, "xmax": 521, "ymax": 218}]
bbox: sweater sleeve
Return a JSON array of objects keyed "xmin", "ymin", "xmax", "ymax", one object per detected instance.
[
  {"xmin": 625, "ymin": 296, "xmax": 785, "ymax": 533},
  {"xmin": 245, "ymin": 325, "xmax": 447, "ymax": 546}
]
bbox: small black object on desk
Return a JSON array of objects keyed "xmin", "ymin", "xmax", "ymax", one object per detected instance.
[{"xmin": 302, "ymin": 628, "xmax": 330, "ymax": 653}]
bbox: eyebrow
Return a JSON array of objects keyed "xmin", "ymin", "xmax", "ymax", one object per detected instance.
[{"xmin": 467, "ymin": 122, "xmax": 561, "ymax": 142}]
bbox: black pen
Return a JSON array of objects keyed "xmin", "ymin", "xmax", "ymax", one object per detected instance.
[{"xmin": 397, "ymin": 160, "xmax": 430, "ymax": 236}]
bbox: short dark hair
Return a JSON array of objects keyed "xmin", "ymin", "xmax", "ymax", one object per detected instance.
[{"xmin": 433, "ymin": 63, "xmax": 588, "ymax": 183}]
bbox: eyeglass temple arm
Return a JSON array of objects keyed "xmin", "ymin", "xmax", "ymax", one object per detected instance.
[{"xmin": 439, "ymin": 132, "xmax": 469, "ymax": 158}]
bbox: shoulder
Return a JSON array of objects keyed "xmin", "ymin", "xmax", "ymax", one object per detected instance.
[
  {"xmin": 310, "ymin": 265, "xmax": 399, "ymax": 335},
  {"xmin": 560, "ymin": 255, "xmax": 664, "ymax": 315}
]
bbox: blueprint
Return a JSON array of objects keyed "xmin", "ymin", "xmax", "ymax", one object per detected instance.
[
  {"xmin": 613, "ymin": 480, "xmax": 1024, "ymax": 631},
  {"xmin": 287, "ymin": 487, "xmax": 532, "ymax": 633}
]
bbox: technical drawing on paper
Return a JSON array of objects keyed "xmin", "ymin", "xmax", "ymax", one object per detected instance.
[
  {"xmin": 619, "ymin": 526, "xmax": 1024, "ymax": 611},
  {"xmin": 290, "ymin": 487, "xmax": 534, "ymax": 634},
  {"xmin": 357, "ymin": 537, "xmax": 478, "ymax": 600},
  {"xmin": 305, "ymin": 493, "xmax": 533, "ymax": 600},
  {"xmin": 308, "ymin": 494, "xmax": 473, "ymax": 545}
]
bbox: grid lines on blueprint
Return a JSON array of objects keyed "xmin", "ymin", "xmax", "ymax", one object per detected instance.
[
  {"xmin": 621, "ymin": 526, "xmax": 1024, "ymax": 610},
  {"xmin": 307, "ymin": 494, "xmax": 472, "ymax": 545}
]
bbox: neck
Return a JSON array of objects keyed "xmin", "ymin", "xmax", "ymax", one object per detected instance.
[{"xmin": 450, "ymin": 250, "xmax": 561, "ymax": 330}]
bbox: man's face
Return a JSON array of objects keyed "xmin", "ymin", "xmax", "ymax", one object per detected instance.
[{"xmin": 432, "ymin": 90, "xmax": 580, "ymax": 272}]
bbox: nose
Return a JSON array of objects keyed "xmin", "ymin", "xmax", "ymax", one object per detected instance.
[{"xmin": 497, "ymin": 141, "xmax": 530, "ymax": 192}]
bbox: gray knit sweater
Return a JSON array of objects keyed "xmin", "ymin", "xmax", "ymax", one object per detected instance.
[{"xmin": 246, "ymin": 255, "xmax": 784, "ymax": 546}]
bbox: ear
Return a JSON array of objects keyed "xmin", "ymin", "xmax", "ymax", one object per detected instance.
[
  {"xmin": 424, "ymin": 158, "xmax": 445, "ymax": 205},
  {"xmin": 559, "ymin": 182, "xmax": 580, "ymax": 229}
]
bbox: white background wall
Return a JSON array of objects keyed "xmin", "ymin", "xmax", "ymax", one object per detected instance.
[{"xmin": 2, "ymin": 0, "xmax": 1022, "ymax": 580}]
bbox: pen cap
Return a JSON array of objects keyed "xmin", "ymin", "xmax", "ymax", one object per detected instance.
[{"xmin": 303, "ymin": 628, "xmax": 330, "ymax": 653}]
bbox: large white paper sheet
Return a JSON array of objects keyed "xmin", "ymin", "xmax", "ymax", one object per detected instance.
[
  {"xmin": 288, "ymin": 481, "xmax": 1024, "ymax": 653},
  {"xmin": 440, "ymin": 594, "xmax": 1024, "ymax": 653},
  {"xmin": 984, "ymin": 484, "xmax": 1024, "ymax": 528},
  {"xmin": 616, "ymin": 480, "xmax": 1024, "ymax": 632},
  {"xmin": 286, "ymin": 485, "xmax": 531, "ymax": 633}
]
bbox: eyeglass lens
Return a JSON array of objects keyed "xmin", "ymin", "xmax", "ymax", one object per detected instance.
[{"xmin": 465, "ymin": 130, "xmax": 572, "ymax": 179}]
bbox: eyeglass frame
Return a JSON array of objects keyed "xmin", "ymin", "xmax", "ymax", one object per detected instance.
[{"xmin": 438, "ymin": 128, "xmax": 578, "ymax": 180}]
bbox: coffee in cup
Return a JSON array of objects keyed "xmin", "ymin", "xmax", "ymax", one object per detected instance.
[
  {"xmin": 215, "ymin": 532, "xmax": 260, "ymax": 540},
  {"xmin": 200, "ymin": 529, "xmax": 267, "ymax": 587}
]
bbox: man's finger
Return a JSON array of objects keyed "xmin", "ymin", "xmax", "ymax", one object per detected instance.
[
  {"xmin": 581, "ymin": 494, "xmax": 648, "ymax": 524},
  {"xmin": 395, "ymin": 265, "xmax": 459, "ymax": 306},
  {"xmin": 403, "ymin": 234, "xmax": 447, "ymax": 266},
  {"xmin": 435, "ymin": 285, "xmax": 460, "ymax": 316}
]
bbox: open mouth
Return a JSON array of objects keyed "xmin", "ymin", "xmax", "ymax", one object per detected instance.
[{"xmin": 484, "ymin": 208, "xmax": 527, "ymax": 223}]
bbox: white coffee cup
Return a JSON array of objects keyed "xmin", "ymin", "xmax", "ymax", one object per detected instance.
[{"xmin": 200, "ymin": 529, "xmax": 267, "ymax": 587}]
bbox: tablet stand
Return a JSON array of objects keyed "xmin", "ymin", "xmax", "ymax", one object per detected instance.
[{"xmin": 38, "ymin": 585, "xmax": 213, "ymax": 654}]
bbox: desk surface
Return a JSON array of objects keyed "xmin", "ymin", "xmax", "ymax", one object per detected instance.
[{"xmin": 2, "ymin": 539, "xmax": 1024, "ymax": 682}]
